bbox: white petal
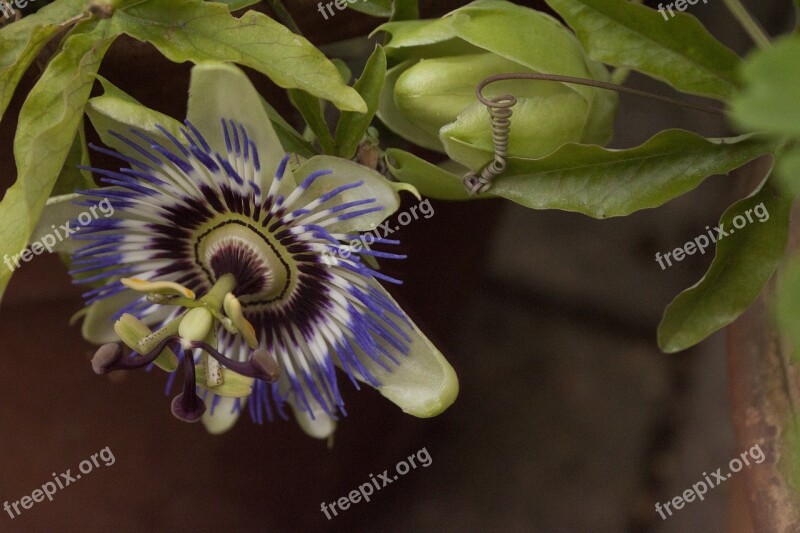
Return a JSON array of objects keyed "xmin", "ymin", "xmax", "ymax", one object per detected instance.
[
  {"xmin": 292, "ymin": 155, "xmax": 401, "ymax": 233},
  {"xmin": 352, "ymin": 280, "xmax": 459, "ymax": 417},
  {"xmin": 187, "ymin": 62, "xmax": 293, "ymax": 194},
  {"xmin": 287, "ymin": 392, "xmax": 337, "ymax": 439},
  {"xmin": 201, "ymin": 395, "xmax": 244, "ymax": 435}
]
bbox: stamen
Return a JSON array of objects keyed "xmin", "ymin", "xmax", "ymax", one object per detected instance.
[
  {"xmin": 189, "ymin": 341, "xmax": 280, "ymax": 382},
  {"xmin": 91, "ymin": 335, "xmax": 181, "ymax": 374}
]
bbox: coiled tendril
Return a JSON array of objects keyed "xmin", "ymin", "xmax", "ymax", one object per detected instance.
[{"xmin": 463, "ymin": 73, "xmax": 724, "ymax": 196}]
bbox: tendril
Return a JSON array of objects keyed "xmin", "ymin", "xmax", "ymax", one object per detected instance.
[{"xmin": 463, "ymin": 72, "xmax": 726, "ymax": 195}]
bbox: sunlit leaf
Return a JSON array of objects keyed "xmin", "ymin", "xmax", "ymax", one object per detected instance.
[
  {"xmin": 0, "ymin": 19, "xmax": 117, "ymax": 300},
  {"xmin": 0, "ymin": 0, "xmax": 86, "ymax": 124},
  {"xmin": 114, "ymin": 0, "xmax": 366, "ymax": 112},
  {"xmin": 212, "ymin": 0, "xmax": 261, "ymax": 10}
]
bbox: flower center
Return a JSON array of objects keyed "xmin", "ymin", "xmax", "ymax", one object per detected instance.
[{"xmin": 195, "ymin": 221, "xmax": 291, "ymax": 304}]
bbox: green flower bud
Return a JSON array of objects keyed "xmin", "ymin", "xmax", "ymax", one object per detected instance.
[{"xmin": 376, "ymin": 0, "xmax": 617, "ymax": 170}]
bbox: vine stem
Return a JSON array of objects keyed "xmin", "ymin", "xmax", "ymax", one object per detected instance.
[
  {"xmin": 265, "ymin": 0, "xmax": 303, "ymax": 36},
  {"xmin": 476, "ymin": 73, "xmax": 725, "ymax": 116},
  {"xmin": 722, "ymin": 0, "xmax": 771, "ymax": 48}
]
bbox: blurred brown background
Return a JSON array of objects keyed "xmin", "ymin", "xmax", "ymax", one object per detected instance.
[{"xmin": 0, "ymin": 0, "xmax": 794, "ymax": 531}]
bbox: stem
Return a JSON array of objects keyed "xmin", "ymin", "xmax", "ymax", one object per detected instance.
[
  {"xmin": 265, "ymin": 0, "xmax": 303, "ymax": 36},
  {"xmin": 722, "ymin": 0, "xmax": 771, "ymax": 48},
  {"xmin": 59, "ymin": 12, "xmax": 90, "ymax": 28},
  {"xmin": 476, "ymin": 73, "xmax": 725, "ymax": 116}
]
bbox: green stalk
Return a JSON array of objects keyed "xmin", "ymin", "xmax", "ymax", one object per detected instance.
[
  {"xmin": 265, "ymin": 0, "xmax": 303, "ymax": 36},
  {"xmin": 201, "ymin": 273, "xmax": 237, "ymax": 309},
  {"xmin": 722, "ymin": 0, "xmax": 771, "ymax": 49}
]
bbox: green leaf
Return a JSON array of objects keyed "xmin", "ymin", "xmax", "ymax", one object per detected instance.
[
  {"xmin": 114, "ymin": 0, "xmax": 366, "ymax": 112},
  {"xmin": 778, "ymin": 257, "xmax": 800, "ymax": 362},
  {"xmin": 331, "ymin": 58, "xmax": 352, "ymax": 85},
  {"xmin": 52, "ymin": 119, "xmax": 94, "ymax": 195},
  {"xmin": 211, "ymin": 0, "xmax": 261, "ymax": 10},
  {"xmin": 260, "ymin": 96, "xmax": 317, "ymax": 158},
  {"xmin": 392, "ymin": 0, "xmax": 419, "ymax": 21},
  {"xmin": 776, "ymin": 147, "xmax": 800, "ymax": 196},
  {"xmin": 729, "ymin": 36, "xmax": 800, "ymax": 137},
  {"xmin": 288, "ymin": 89, "xmax": 335, "ymax": 154},
  {"xmin": 386, "ymin": 148, "xmax": 472, "ymax": 200},
  {"xmin": 348, "ymin": 0, "xmax": 393, "ymax": 17},
  {"xmin": 490, "ymin": 130, "xmax": 773, "ymax": 218},
  {"xmin": 335, "ymin": 45, "xmax": 386, "ymax": 159},
  {"xmin": 0, "ymin": 0, "xmax": 86, "ymax": 124},
  {"xmin": 658, "ymin": 177, "xmax": 791, "ymax": 353},
  {"xmin": 0, "ymin": 19, "xmax": 117, "ymax": 300},
  {"xmin": 544, "ymin": 0, "xmax": 741, "ymax": 100}
]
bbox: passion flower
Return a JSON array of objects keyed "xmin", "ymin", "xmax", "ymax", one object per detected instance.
[{"xmin": 41, "ymin": 62, "xmax": 458, "ymax": 438}]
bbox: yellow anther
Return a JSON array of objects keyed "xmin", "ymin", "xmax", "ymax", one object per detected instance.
[{"xmin": 121, "ymin": 277, "xmax": 195, "ymax": 300}]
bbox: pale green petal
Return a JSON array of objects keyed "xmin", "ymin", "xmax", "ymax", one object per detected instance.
[
  {"xmin": 86, "ymin": 77, "xmax": 184, "ymax": 161},
  {"xmin": 354, "ymin": 281, "xmax": 458, "ymax": 418},
  {"xmin": 30, "ymin": 194, "xmax": 82, "ymax": 254},
  {"xmin": 82, "ymin": 289, "xmax": 172, "ymax": 344},
  {"xmin": 202, "ymin": 395, "xmax": 244, "ymax": 435},
  {"xmin": 293, "ymin": 155, "xmax": 401, "ymax": 233},
  {"xmin": 187, "ymin": 62, "xmax": 292, "ymax": 193}
]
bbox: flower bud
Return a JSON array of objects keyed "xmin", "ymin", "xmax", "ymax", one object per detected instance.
[{"xmin": 376, "ymin": 0, "xmax": 617, "ymax": 170}]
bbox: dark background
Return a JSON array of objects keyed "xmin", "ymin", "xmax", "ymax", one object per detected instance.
[{"xmin": 0, "ymin": 0, "xmax": 794, "ymax": 531}]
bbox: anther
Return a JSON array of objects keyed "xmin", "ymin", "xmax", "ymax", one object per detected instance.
[{"xmin": 91, "ymin": 343, "xmax": 124, "ymax": 375}]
